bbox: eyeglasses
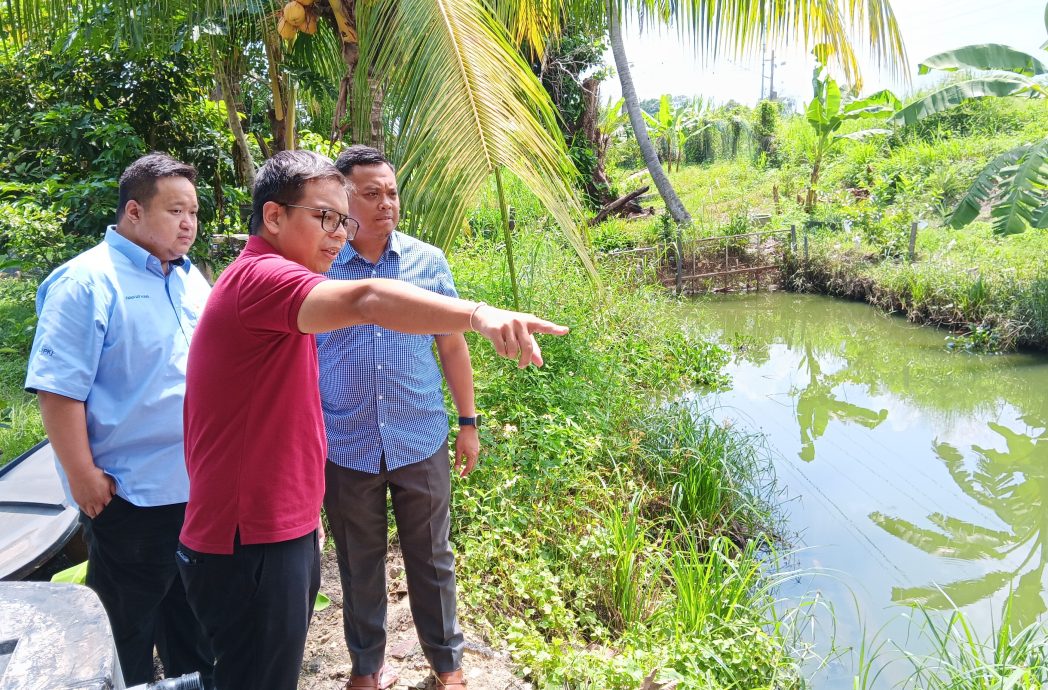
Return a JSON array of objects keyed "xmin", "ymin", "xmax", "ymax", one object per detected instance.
[{"xmin": 281, "ymin": 203, "xmax": 359, "ymax": 238}]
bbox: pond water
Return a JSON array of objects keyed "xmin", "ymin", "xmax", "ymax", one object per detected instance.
[{"xmin": 686, "ymin": 292, "xmax": 1048, "ymax": 689}]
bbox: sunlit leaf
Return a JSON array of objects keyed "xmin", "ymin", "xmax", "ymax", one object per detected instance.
[
  {"xmin": 890, "ymin": 75, "xmax": 1034, "ymax": 127},
  {"xmin": 918, "ymin": 43, "xmax": 1048, "ymax": 78}
]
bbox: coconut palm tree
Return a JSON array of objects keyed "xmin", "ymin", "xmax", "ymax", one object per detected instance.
[
  {"xmin": 608, "ymin": 12, "xmax": 692, "ymax": 224},
  {"xmin": 1, "ymin": 0, "xmax": 596, "ymax": 283}
]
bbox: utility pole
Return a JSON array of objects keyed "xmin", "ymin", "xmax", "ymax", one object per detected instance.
[
  {"xmin": 769, "ymin": 49, "xmax": 777, "ymax": 101},
  {"xmin": 759, "ymin": 48, "xmax": 784, "ymax": 103},
  {"xmin": 759, "ymin": 43, "xmax": 767, "ymax": 101}
]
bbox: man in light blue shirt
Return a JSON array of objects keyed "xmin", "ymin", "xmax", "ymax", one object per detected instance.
[
  {"xmin": 24, "ymin": 153, "xmax": 213, "ymax": 686},
  {"xmin": 319, "ymin": 146, "xmax": 478, "ymax": 690}
]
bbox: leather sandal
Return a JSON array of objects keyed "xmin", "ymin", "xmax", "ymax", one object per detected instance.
[
  {"xmin": 345, "ymin": 664, "xmax": 399, "ymax": 689},
  {"xmin": 433, "ymin": 669, "xmax": 467, "ymax": 689}
]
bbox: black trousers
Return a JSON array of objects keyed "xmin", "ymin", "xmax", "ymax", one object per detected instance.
[
  {"xmin": 177, "ymin": 531, "xmax": 321, "ymax": 690},
  {"xmin": 324, "ymin": 442, "xmax": 463, "ymax": 676},
  {"xmin": 81, "ymin": 496, "xmax": 214, "ymax": 687}
]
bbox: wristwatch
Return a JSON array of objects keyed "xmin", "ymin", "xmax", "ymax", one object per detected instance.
[{"xmin": 457, "ymin": 415, "xmax": 482, "ymax": 427}]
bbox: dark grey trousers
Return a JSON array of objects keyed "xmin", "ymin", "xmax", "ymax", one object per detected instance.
[{"xmin": 323, "ymin": 442, "xmax": 464, "ymax": 675}]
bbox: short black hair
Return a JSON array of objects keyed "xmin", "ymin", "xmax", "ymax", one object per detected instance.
[
  {"xmin": 334, "ymin": 145, "xmax": 394, "ymax": 177},
  {"xmin": 250, "ymin": 150, "xmax": 347, "ymax": 236},
  {"xmin": 116, "ymin": 152, "xmax": 197, "ymax": 222}
]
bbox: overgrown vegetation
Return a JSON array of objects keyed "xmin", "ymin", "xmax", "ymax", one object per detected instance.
[
  {"xmin": 598, "ymin": 95, "xmax": 1048, "ymax": 352},
  {"xmin": 0, "ymin": 276, "xmax": 44, "ymax": 465},
  {"xmin": 446, "ymin": 228, "xmax": 799, "ymax": 688}
]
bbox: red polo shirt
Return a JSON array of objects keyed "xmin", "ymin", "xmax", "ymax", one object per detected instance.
[{"xmin": 181, "ymin": 236, "xmax": 328, "ymax": 554}]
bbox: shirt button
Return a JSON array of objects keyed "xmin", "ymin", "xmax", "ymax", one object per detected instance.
[
  {"xmin": 376, "ymin": 364, "xmax": 383, "ymax": 370},
  {"xmin": 371, "ymin": 270, "xmax": 377, "ymax": 276},
  {"xmin": 380, "ymin": 422, "xmax": 386, "ymax": 427},
  {"xmin": 376, "ymin": 332, "xmax": 382, "ymax": 338},
  {"xmin": 378, "ymin": 395, "xmax": 384, "ymax": 400}
]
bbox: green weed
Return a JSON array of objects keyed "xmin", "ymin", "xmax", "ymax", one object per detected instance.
[{"xmin": 903, "ymin": 596, "xmax": 1048, "ymax": 690}]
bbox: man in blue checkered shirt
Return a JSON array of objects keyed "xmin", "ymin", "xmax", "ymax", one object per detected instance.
[{"xmin": 317, "ymin": 145, "xmax": 477, "ymax": 690}]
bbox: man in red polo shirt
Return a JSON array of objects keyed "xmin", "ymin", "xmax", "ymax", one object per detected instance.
[{"xmin": 177, "ymin": 150, "xmax": 566, "ymax": 690}]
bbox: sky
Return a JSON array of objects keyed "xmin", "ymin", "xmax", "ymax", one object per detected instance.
[{"xmin": 599, "ymin": 0, "xmax": 1048, "ymax": 108}]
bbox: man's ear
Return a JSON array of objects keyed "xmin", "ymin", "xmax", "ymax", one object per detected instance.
[
  {"xmin": 261, "ymin": 200, "xmax": 284, "ymax": 235},
  {"xmin": 123, "ymin": 200, "xmax": 144, "ymax": 224}
]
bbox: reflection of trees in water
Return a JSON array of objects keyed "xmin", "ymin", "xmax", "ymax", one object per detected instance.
[
  {"xmin": 691, "ymin": 293, "xmax": 1048, "ymax": 622},
  {"xmin": 694, "ymin": 294, "xmax": 1046, "ymax": 424},
  {"xmin": 870, "ymin": 413, "xmax": 1048, "ymax": 628},
  {"xmin": 795, "ymin": 342, "xmax": 888, "ymax": 462}
]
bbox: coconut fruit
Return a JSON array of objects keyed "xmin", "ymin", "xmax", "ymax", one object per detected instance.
[
  {"xmin": 282, "ymin": 1, "xmax": 307, "ymax": 27},
  {"xmin": 301, "ymin": 13, "xmax": 318, "ymax": 35},
  {"xmin": 277, "ymin": 16, "xmax": 298, "ymax": 40},
  {"xmin": 297, "ymin": 0, "xmax": 315, "ymax": 5}
]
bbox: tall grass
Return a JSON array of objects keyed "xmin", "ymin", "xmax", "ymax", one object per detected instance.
[
  {"xmin": 600, "ymin": 494, "xmax": 663, "ymax": 632},
  {"xmin": 904, "ymin": 598, "xmax": 1048, "ymax": 690},
  {"xmin": 665, "ymin": 531, "xmax": 768, "ymax": 636}
]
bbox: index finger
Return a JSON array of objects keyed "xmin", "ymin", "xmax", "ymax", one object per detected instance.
[{"xmin": 527, "ymin": 318, "xmax": 569, "ymax": 336}]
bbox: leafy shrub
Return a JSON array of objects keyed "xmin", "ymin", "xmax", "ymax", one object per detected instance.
[
  {"xmin": 753, "ymin": 99, "xmax": 780, "ymax": 166},
  {"xmin": 0, "ymin": 44, "xmax": 241, "ymax": 258},
  {"xmin": 0, "ymin": 200, "xmax": 88, "ymax": 277},
  {"xmin": 608, "ymin": 135, "xmax": 643, "ymax": 170}
]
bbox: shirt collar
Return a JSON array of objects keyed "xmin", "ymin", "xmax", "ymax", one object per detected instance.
[
  {"xmin": 245, "ymin": 234, "xmax": 280, "ymax": 257},
  {"xmin": 335, "ymin": 231, "xmax": 401, "ymax": 267},
  {"xmin": 105, "ymin": 225, "xmax": 193, "ymax": 274}
]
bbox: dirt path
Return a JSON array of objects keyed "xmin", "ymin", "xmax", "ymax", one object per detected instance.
[{"xmin": 299, "ymin": 546, "xmax": 529, "ymax": 690}]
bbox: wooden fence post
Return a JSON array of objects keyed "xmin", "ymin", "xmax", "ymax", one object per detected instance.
[
  {"xmin": 908, "ymin": 221, "xmax": 918, "ymax": 261},
  {"xmin": 790, "ymin": 224, "xmax": 797, "ymax": 252},
  {"xmin": 803, "ymin": 229, "xmax": 809, "ymax": 262}
]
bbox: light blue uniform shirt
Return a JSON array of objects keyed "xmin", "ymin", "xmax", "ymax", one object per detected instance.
[
  {"xmin": 24, "ymin": 227, "xmax": 211, "ymax": 506},
  {"xmin": 317, "ymin": 232, "xmax": 457, "ymax": 474}
]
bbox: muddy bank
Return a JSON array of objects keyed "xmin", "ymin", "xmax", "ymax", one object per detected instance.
[{"xmin": 299, "ymin": 546, "xmax": 527, "ymax": 690}]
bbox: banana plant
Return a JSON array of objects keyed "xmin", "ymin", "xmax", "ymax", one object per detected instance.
[
  {"xmin": 889, "ymin": 37, "xmax": 1048, "ymax": 234},
  {"xmin": 803, "ymin": 59, "xmax": 900, "ymax": 212},
  {"xmin": 642, "ymin": 95, "xmax": 688, "ymax": 172}
]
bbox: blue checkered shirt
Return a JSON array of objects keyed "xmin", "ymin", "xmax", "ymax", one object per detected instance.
[{"xmin": 317, "ymin": 232, "xmax": 457, "ymax": 473}]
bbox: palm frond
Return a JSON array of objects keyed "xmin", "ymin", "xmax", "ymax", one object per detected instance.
[
  {"xmin": 355, "ymin": 0, "xmax": 594, "ymax": 278},
  {"xmin": 488, "ymin": 0, "xmax": 561, "ymax": 59},
  {"xmin": 990, "ymin": 140, "xmax": 1048, "ymax": 236},
  {"xmin": 948, "ymin": 147, "xmax": 1030, "ymax": 229},
  {"xmin": 622, "ymin": 0, "xmax": 907, "ymax": 88},
  {"xmin": 3, "ymin": 0, "xmax": 275, "ymax": 58}
]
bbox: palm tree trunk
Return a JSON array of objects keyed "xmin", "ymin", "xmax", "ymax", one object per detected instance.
[
  {"xmin": 608, "ymin": 6, "xmax": 691, "ymax": 226},
  {"xmin": 211, "ymin": 43, "xmax": 255, "ymax": 188},
  {"xmin": 262, "ymin": 28, "xmax": 293, "ymax": 152},
  {"xmin": 368, "ymin": 77, "xmax": 385, "ymax": 152},
  {"xmin": 329, "ymin": 0, "xmax": 359, "ymax": 146}
]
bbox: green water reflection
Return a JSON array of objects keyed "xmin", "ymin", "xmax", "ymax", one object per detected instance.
[{"xmin": 686, "ymin": 292, "xmax": 1048, "ymax": 685}]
